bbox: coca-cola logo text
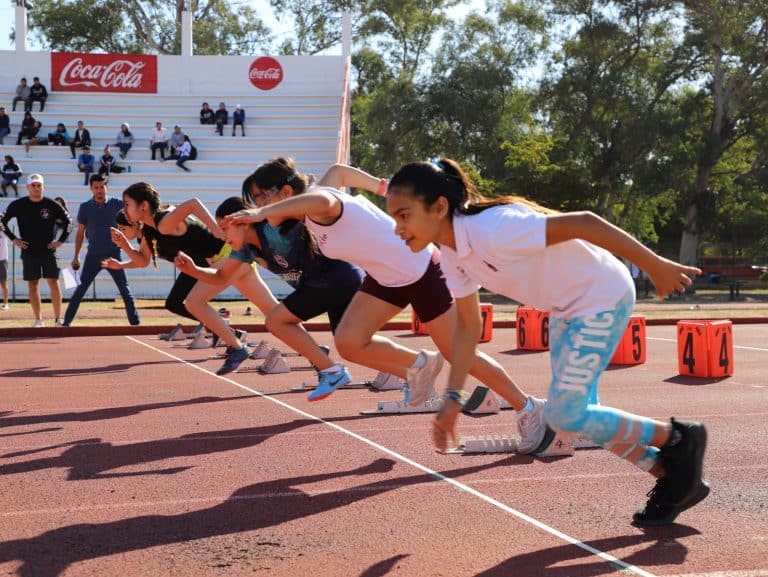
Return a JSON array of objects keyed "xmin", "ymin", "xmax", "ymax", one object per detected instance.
[
  {"xmin": 249, "ymin": 57, "xmax": 283, "ymax": 90},
  {"xmin": 52, "ymin": 53, "xmax": 158, "ymax": 93}
]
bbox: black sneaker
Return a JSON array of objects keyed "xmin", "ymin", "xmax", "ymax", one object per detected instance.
[
  {"xmin": 216, "ymin": 345, "xmax": 251, "ymax": 375},
  {"xmin": 633, "ymin": 418, "xmax": 710, "ymax": 526}
]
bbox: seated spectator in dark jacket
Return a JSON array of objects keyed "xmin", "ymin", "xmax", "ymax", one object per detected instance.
[
  {"xmin": 0, "ymin": 106, "xmax": 10, "ymax": 144},
  {"xmin": 24, "ymin": 121, "xmax": 47, "ymax": 153},
  {"xmin": 98, "ymin": 145, "xmax": 126, "ymax": 176},
  {"xmin": 200, "ymin": 102, "xmax": 215, "ymax": 125},
  {"xmin": 28, "ymin": 77, "xmax": 48, "ymax": 112},
  {"xmin": 15, "ymin": 111, "xmax": 36, "ymax": 145},
  {"xmin": 214, "ymin": 102, "xmax": 228, "ymax": 136},
  {"xmin": 77, "ymin": 146, "xmax": 96, "ymax": 185},
  {"xmin": 232, "ymin": 104, "xmax": 246, "ymax": 136},
  {"xmin": 48, "ymin": 123, "xmax": 70, "ymax": 146},
  {"xmin": 1, "ymin": 155, "xmax": 22, "ymax": 197},
  {"xmin": 70, "ymin": 120, "xmax": 92, "ymax": 159},
  {"xmin": 12, "ymin": 78, "xmax": 29, "ymax": 112}
]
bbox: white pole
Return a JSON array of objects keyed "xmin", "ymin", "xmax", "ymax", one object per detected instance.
[
  {"xmin": 15, "ymin": 3, "xmax": 27, "ymax": 53},
  {"xmin": 342, "ymin": 12, "xmax": 352, "ymax": 59},
  {"xmin": 181, "ymin": 9, "xmax": 193, "ymax": 57}
]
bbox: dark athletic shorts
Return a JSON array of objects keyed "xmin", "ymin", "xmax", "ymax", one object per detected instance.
[
  {"xmin": 0, "ymin": 260, "xmax": 7, "ymax": 282},
  {"xmin": 22, "ymin": 252, "xmax": 60, "ymax": 281},
  {"xmin": 283, "ymin": 280, "xmax": 362, "ymax": 333},
  {"xmin": 359, "ymin": 249, "xmax": 453, "ymax": 323}
]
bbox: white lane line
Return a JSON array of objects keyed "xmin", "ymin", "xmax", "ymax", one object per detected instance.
[
  {"xmin": 666, "ymin": 571, "xmax": 768, "ymax": 577},
  {"xmin": 648, "ymin": 337, "xmax": 768, "ymax": 352},
  {"xmin": 127, "ymin": 336, "xmax": 658, "ymax": 577}
]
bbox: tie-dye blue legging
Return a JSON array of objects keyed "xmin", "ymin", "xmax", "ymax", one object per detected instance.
[{"xmin": 543, "ymin": 291, "xmax": 659, "ymax": 472}]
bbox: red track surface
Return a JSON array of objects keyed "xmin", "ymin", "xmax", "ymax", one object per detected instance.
[{"xmin": 1, "ymin": 326, "xmax": 767, "ymax": 577}]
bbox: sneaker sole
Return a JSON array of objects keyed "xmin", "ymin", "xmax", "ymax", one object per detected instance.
[
  {"xmin": 407, "ymin": 354, "xmax": 444, "ymax": 407},
  {"xmin": 633, "ymin": 481, "xmax": 710, "ymax": 526}
]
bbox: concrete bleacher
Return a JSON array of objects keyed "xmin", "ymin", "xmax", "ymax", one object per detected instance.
[{"xmin": 0, "ymin": 51, "xmax": 349, "ymax": 302}]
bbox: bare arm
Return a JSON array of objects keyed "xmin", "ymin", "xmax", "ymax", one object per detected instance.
[
  {"xmin": 174, "ymin": 251, "xmax": 246, "ymax": 285},
  {"xmin": 318, "ymin": 164, "xmax": 384, "ymax": 196},
  {"xmin": 109, "ymin": 227, "xmax": 151, "ymax": 268},
  {"xmin": 223, "ymin": 190, "xmax": 341, "ymax": 227},
  {"xmin": 432, "ymin": 292, "xmax": 483, "ymax": 453},
  {"xmin": 156, "ymin": 198, "xmax": 224, "ymax": 239},
  {"xmin": 546, "ymin": 212, "xmax": 701, "ymax": 299},
  {"xmin": 72, "ymin": 224, "xmax": 86, "ymax": 267}
]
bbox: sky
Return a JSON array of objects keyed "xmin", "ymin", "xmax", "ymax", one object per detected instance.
[{"xmin": 1, "ymin": 1, "xmax": 484, "ymax": 53}]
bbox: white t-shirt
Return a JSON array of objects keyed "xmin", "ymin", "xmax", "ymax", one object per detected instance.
[
  {"xmin": 303, "ymin": 187, "xmax": 434, "ymax": 287},
  {"xmin": 440, "ymin": 204, "xmax": 633, "ymax": 319}
]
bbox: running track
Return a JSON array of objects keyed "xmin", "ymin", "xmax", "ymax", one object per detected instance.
[{"xmin": 1, "ymin": 325, "xmax": 766, "ymax": 577}]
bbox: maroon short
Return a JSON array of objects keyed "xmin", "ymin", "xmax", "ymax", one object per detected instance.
[{"xmin": 359, "ymin": 249, "xmax": 453, "ymax": 323}]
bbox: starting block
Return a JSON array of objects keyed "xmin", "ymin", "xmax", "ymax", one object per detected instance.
[
  {"xmin": 516, "ymin": 307, "xmax": 549, "ymax": 350},
  {"xmin": 250, "ymin": 340, "xmax": 271, "ymax": 359},
  {"xmin": 677, "ymin": 319, "xmax": 734, "ymax": 377},
  {"xmin": 609, "ymin": 314, "xmax": 647, "ymax": 365},
  {"xmin": 290, "ymin": 371, "xmax": 403, "ymax": 393},
  {"xmin": 188, "ymin": 332, "xmax": 212, "ymax": 349},
  {"xmin": 360, "ymin": 394, "xmax": 443, "ymax": 415},
  {"xmin": 411, "ymin": 303, "xmax": 494, "ymax": 342},
  {"xmin": 462, "ymin": 386, "xmax": 501, "ymax": 415},
  {"xmin": 257, "ymin": 348, "xmax": 291, "ymax": 374},
  {"xmin": 451, "ymin": 430, "xmax": 598, "ymax": 456}
]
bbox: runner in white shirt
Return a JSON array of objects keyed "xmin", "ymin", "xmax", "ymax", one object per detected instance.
[
  {"xmin": 223, "ymin": 159, "xmax": 550, "ymax": 453},
  {"xmin": 385, "ymin": 157, "xmax": 709, "ymax": 527}
]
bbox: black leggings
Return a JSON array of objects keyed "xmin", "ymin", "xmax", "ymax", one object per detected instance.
[{"xmin": 165, "ymin": 271, "xmax": 199, "ymax": 321}]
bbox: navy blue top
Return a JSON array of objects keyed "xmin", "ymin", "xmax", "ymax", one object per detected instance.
[
  {"xmin": 229, "ymin": 221, "xmax": 362, "ymax": 289},
  {"xmin": 78, "ymin": 196, "xmax": 123, "ymax": 257}
]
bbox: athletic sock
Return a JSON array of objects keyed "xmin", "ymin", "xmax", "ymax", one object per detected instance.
[{"xmin": 320, "ymin": 364, "xmax": 341, "ymax": 374}]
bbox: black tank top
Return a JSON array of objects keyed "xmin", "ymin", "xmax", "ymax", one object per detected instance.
[{"xmin": 145, "ymin": 209, "xmax": 224, "ymax": 265}]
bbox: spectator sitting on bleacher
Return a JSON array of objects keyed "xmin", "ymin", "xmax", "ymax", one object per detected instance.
[
  {"xmin": 115, "ymin": 123, "xmax": 134, "ymax": 159},
  {"xmin": 168, "ymin": 125, "xmax": 185, "ymax": 159},
  {"xmin": 149, "ymin": 121, "xmax": 168, "ymax": 161},
  {"xmin": 48, "ymin": 123, "xmax": 70, "ymax": 146},
  {"xmin": 28, "ymin": 77, "xmax": 48, "ymax": 112},
  {"xmin": 15, "ymin": 111, "xmax": 36, "ymax": 145},
  {"xmin": 11, "ymin": 77, "xmax": 29, "ymax": 112},
  {"xmin": 77, "ymin": 145, "xmax": 95, "ymax": 185},
  {"xmin": 1, "ymin": 155, "xmax": 22, "ymax": 197},
  {"xmin": 23, "ymin": 121, "xmax": 47, "ymax": 154},
  {"xmin": 200, "ymin": 102, "xmax": 215, "ymax": 125},
  {"xmin": 70, "ymin": 120, "xmax": 91, "ymax": 159},
  {"xmin": 98, "ymin": 145, "xmax": 127, "ymax": 177},
  {"xmin": 175, "ymin": 135, "xmax": 193, "ymax": 172},
  {"xmin": 0, "ymin": 106, "xmax": 10, "ymax": 144},
  {"xmin": 214, "ymin": 102, "xmax": 228, "ymax": 136},
  {"xmin": 232, "ymin": 104, "xmax": 245, "ymax": 136}
]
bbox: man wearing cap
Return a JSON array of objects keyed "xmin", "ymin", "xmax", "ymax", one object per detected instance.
[
  {"xmin": 232, "ymin": 104, "xmax": 245, "ymax": 136},
  {"xmin": 62, "ymin": 174, "xmax": 140, "ymax": 327},
  {"xmin": 1, "ymin": 174, "xmax": 72, "ymax": 327}
]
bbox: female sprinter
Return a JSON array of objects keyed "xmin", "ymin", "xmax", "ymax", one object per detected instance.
[
  {"xmin": 384, "ymin": 158, "xmax": 708, "ymax": 526},
  {"xmin": 174, "ymin": 186, "xmax": 364, "ymax": 399},
  {"xmin": 103, "ymin": 182, "xmax": 267, "ymax": 375},
  {"xmin": 222, "ymin": 159, "xmax": 549, "ymax": 454}
]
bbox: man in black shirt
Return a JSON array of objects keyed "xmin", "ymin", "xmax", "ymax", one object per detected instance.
[
  {"xmin": 28, "ymin": 76, "xmax": 48, "ymax": 112},
  {"xmin": 0, "ymin": 174, "xmax": 71, "ymax": 326}
]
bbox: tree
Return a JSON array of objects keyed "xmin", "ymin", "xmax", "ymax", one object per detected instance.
[
  {"xmin": 28, "ymin": 0, "xmax": 271, "ymax": 55},
  {"xmin": 269, "ymin": 0, "xmax": 360, "ymax": 55}
]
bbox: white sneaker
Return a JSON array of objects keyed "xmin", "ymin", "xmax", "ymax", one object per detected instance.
[
  {"xmin": 55, "ymin": 319, "xmax": 64, "ymax": 327},
  {"xmin": 32, "ymin": 319, "xmax": 44, "ymax": 328},
  {"xmin": 0, "ymin": 303, "xmax": 8, "ymax": 310},
  {"xmin": 517, "ymin": 396, "xmax": 549, "ymax": 454},
  {"xmin": 405, "ymin": 350, "xmax": 444, "ymax": 406}
]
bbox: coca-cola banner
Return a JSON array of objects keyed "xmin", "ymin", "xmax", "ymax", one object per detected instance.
[
  {"xmin": 249, "ymin": 56, "xmax": 283, "ymax": 90},
  {"xmin": 51, "ymin": 52, "xmax": 158, "ymax": 93}
]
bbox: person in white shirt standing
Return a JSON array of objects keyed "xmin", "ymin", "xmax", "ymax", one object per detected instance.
[{"xmin": 384, "ymin": 157, "xmax": 709, "ymax": 527}]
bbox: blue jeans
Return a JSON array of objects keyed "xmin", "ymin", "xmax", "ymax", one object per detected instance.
[
  {"xmin": 63, "ymin": 250, "xmax": 139, "ymax": 326},
  {"xmin": 0, "ymin": 127, "xmax": 10, "ymax": 143}
]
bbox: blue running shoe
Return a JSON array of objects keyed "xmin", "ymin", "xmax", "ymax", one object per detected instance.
[
  {"xmin": 216, "ymin": 345, "xmax": 251, "ymax": 375},
  {"xmin": 308, "ymin": 366, "xmax": 352, "ymax": 402}
]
